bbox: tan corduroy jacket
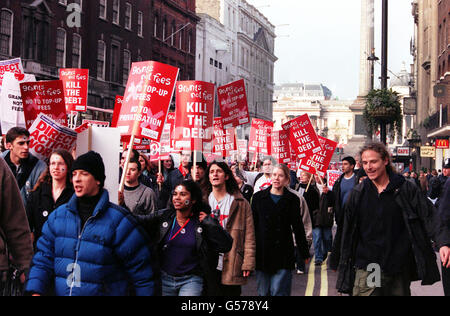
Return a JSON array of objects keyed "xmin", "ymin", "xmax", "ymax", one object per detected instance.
[
  {"xmin": 0, "ymin": 157, "xmax": 33, "ymax": 271},
  {"xmin": 221, "ymin": 192, "xmax": 256, "ymax": 286}
]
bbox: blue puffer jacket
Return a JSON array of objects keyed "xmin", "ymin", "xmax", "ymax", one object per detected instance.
[{"xmin": 26, "ymin": 190, "xmax": 154, "ymax": 296}]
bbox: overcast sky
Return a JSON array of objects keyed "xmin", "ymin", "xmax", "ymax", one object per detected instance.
[{"xmin": 247, "ymin": 0, "xmax": 414, "ymax": 100}]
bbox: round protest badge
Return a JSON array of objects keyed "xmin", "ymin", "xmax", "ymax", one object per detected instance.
[
  {"xmin": 197, "ymin": 227, "xmax": 203, "ymax": 234},
  {"xmin": 42, "ymin": 211, "xmax": 49, "ymax": 217},
  {"xmin": 162, "ymin": 222, "xmax": 169, "ymax": 228}
]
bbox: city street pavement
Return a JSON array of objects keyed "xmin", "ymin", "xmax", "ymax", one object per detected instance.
[{"xmin": 242, "ymin": 253, "xmax": 445, "ymax": 296}]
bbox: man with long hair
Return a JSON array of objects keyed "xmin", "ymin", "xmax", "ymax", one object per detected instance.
[
  {"xmin": 337, "ymin": 142, "xmax": 450, "ymax": 296},
  {"xmin": 205, "ymin": 161, "xmax": 256, "ymax": 296}
]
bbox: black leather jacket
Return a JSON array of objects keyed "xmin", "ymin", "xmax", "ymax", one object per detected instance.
[
  {"xmin": 137, "ymin": 207, "xmax": 233, "ymax": 296},
  {"xmin": 336, "ymin": 176, "xmax": 450, "ymax": 294}
]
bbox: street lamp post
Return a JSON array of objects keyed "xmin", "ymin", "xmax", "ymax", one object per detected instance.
[
  {"xmin": 367, "ymin": 48, "xmax": 379, "ymax": 91},
  {"xmin": 380, "ymin": 0, "xmax": 389, "ymax": 145}
]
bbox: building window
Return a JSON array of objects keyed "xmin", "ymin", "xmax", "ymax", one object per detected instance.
[
  {"xmin": 110, "ymin": 42, "xmax": 120, "ymax": 83},
  {"xmin": 72, "ymin": 34, "xmax": 82, "ymax": 68},
  {"xmin": 97, "ymin": 40, "xmax": 106, "ymax": 80},
  {"xmin": 113, "ymin": 0, "xmax": 120, "ymax": 25},
  {"xmin": 0, "ymin": 9, "xmax": 13, "ymax": 56},
  {"xmin": 162, "ymin": 20, "xmax": 167, "ymax": 41},
  {"xmin": 123, "ymin": 49, "xmax": 131, "ymax": 85},
  {"xmin": 56, "ymin": 28, "xmax": 67, "ymax": 68},
  {"xmin": 171, "ymin": 22, "xmax": 176, "ymax": 46},
  {"xmin": 99, "ymin": 0, "xmax": 107, "ymax": 19},
  {"xmin": 22, "ymin": 11, "xmax": 50, "ymax": 63},
  {"xmin": 188, "ymin": 32, "xmax": 192, "ymax": 53},
  {"xmin": 124, "ymin": 3, "xmax": 132, "ymax": 30},
  {"xmin": 137, "ymin": 11, "xmax": 143, "ymax": 36}
]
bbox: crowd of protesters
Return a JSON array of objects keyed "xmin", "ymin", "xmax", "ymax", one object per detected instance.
[{"xmin": 0, "ymin": 124, "xmax": 450, "ymax": 297}]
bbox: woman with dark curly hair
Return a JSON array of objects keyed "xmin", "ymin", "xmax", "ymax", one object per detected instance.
[{"xmin": 137, "ymin": 180, "xmax": 232, "ymax": 296}]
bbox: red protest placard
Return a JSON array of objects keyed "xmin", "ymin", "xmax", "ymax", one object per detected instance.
[
  {"xmin": 248, "ymin": 119, "xmax": 273, "ymax": 155},
  {"xmin": 213, "ymin": 117, "xmax": 237, "ymax": 158},
  {"xmin": 327, "ymin": 170, "xmax": 343, "ymax": 190},
  {"xmin": 111, "ymin": 95, "xmax": 123, "ymax": 128},
  {"xmin": 237, "ymin": 139, "xmax": 248, "ymax": 162},
  {"xmin": 59, "ymin": 69, "xmax": 89, "ymax": 112},
  {"xmin": 300, "ymin": 136, "xmax": 338, "ymax": 177},
  {"xmin": 20, "ymin": 80, "xmax": 67, "ymax": 129},
  {"xmin": 271, "ymin": 130, "xmax": 291, "ymax": 164},
  {"xmin": 117, "ymin": 61, "xmax": 179, "ymax": 142},
  {"xmin": 0, "ymin": 58, "xmax": 24, "ymax": 88},
  {"xmin": 217, "ymin": 79, "xmax": 250, "ymax": 129},
  {"xmin": 174, "ymin": 81, "xmax": 215, "ymax": 152},
  {"xmin": 28, "ymin": 113, "xmax": 77, "ymax": 160},
  {"xmin": 149, "ymin": 141, "xmax": 161, "ymax": 162},
  {"xmin": 282, "ymin": 114, "xmax": 321, "ymax": 159}
]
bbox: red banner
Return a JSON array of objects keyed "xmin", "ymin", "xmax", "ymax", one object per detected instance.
[
  {"xmin": 217, "ymin": 79, "xmax": 250, "ymax": 129},
  {"xmin": 300, "ymin": 136, "xmax": 338, "ymax": 177},
  {"xmin": 117, "ymin": 61, "xmax": 179, "ymax": 142},
  {"xmin": 249, "ymin": 118, "xmax": 273, "ymax": 155},
  {"xmin": 59, "ymin": 69, "xmax": 89, "ymax": 112},
  {"xmin": 174, "ymin": 81, "xmax": 215, "ymax": 152},
  {"xmin": 271, "ymin": 130, "xmax": 291, "ymax": 164},
  {"xmin": 213, "ymin": 117, "xmax": 237, "ymax": 158},
  {"xmin": 20, "ymin": 80, "xmax": 67, "ymax": 129},
  {"xmin": 282, "ymin": 114, "xmax": 321, "ymax": 160}
]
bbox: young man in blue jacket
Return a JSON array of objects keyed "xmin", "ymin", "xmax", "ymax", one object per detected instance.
[{"xmin": 26, "ymin": 151, "xmax": 154, "ymax": 296}]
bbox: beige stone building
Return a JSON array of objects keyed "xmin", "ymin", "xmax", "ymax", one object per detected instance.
[
  {"xmin": 273, "ymin": 84, "xmax": 356, "ymax": 153},
  {"xmin": 411, "ymin": 0, "xmax": 449, "ymax": 170}
]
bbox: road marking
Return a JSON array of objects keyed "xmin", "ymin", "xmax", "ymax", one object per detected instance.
[
  {"xmin": 305, "ymin": 256, "xmax": 315, "ymax": 296},
  {"xmin": 320, "ymin": 259, "xmax": 328, "ymax": 296}
]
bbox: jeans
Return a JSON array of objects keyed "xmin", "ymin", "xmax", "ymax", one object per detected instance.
[
  {"xmin": 161, "ymin": 271, "xmax": 203, "ymax": 296},
  {"xmin": 313, "ymin": 227, "xmax": 333, "ymax": 262},
  {"xmin": 256, "ymin": 270, "xmax": 292, "ymax": 296}
]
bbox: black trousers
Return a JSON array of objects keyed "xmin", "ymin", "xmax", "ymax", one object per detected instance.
[
  {"xmin": 207, "ymin": 270, "xmax": 241, "ymax": 296},
  {"xmin": 443, "ymin": 264, "xmax": 450, "ymax": 296}
]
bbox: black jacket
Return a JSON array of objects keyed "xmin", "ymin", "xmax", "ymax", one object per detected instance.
[
  {"xmin": 428, "ymin": 174, "xmax": 448, "ymax": 201},
  {"xmin": 440, "ymin": 178, "xmax": 450, "ymax": 227},
  {"xmin": 336, "ymin": 176, "xmax": 450, "ymax": 294},
  {"xmin": 313, "ymin": 191, "xmax": 334, "ymax": 228},
  {"xmin": 26, "ymin": 182, "xmax": 74, "ymax": 244},
  {"xmin": 251, "ymin": 187, "xmax": 310, "ymax": 274},
  {"xmin": 240, "ymin": 184, "xmax": 254, "ymax": 203},
  {"xmin": 329, "ymin": 173, "xmax": 359, "ymax": 270},
  {"xmin": 136, "ymin": 206, "xmax": 233, "ymax": 296}
]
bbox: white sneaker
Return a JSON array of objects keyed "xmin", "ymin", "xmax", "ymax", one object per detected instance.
[{"xmin": 296, "ymin": 269, "xmax": 304, "ymax": 275}]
